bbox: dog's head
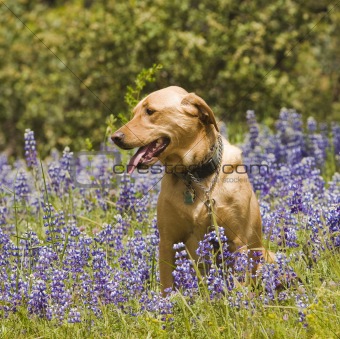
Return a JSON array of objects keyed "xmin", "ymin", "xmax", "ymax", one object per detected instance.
[{"xmin": 111, "ymin": 86, "xmax": 219, "ymax": 173}]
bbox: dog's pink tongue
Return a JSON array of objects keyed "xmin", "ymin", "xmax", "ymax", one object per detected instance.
[{"xmin": 127, "ymin": 145, "xmax": 149, "ymax": 174}]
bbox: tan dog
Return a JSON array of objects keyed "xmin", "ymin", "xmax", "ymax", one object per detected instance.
[{"xmin": 112, "ymin": 86, "xmax": 274, "ymax": 294}]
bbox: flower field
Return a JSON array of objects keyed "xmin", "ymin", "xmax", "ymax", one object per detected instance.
[{"xmin": 0, "ymin": 111, "xmax": 339, "ymax": 338}]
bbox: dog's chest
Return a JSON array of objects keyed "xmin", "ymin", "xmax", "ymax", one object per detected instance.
[{"xmin": 158, "ymin": 176, "xmax": 222, "ymax": 231}]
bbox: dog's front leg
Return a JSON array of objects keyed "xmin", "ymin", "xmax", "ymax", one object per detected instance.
[{"xmin": 159, "ymin": 239, "xmax": 176, "ymax": 295}]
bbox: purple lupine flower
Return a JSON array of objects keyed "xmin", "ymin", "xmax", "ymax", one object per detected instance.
[
  {"xmin": 93, "ymin": 154, "xmax": 108, "ymax": 186},
  {"xmin": 291, "ymin": 112, "xmax": 303, "ymax": 131},
  {"xmin": 0, "ymin": 155, "xmax": 13, "ymax": 193},
  {"xmin": 94, "ymin": 223, "xmax": 121, "ymax": 251},
  {"xmin": 265, "ymin": 206, "xmax": 299, "ymax": 248},
  {"xmin": 28, "ymin": 279, "xmax": 48, "ymax": 318},
  {"xmin": 283, "ymin": 225, "xmax": 299, "ymax": 248},
  {"xmin": 275, "ymin": 109, "xmax": 291, "ymax": 151},
  {"xmin": 295, "ymin": 293, "xmax": 309, "ymax": 327},
  {"xmin": 63, "ymin": 235, "xmax": 91, "ymax": 275},
  {"xmin": 33, "ymin": 246, "xmax": 58, "ymax": 281},
  {"xmin": 83, "ymin": 152, "xmax": 113, "ymax": 211},
  {"xmin": 306, "ymin": 118, "xmax": 329, "ymax": 167},
  {"xmin": 8, "ymin": 272, "xmax": 29, "ymax": 313},
  {"xmin": 48, "ymin": 161, "xmax": 62, "ymax": 195},
  {"xmin": 0, "ymin": 228, "xmax": 17, "ymax": 315},
  {"xmin": 172, "ymin": 242, "xmax": 198, "ymax": 296},
  {"xmin": 95, "ymin": 188, "xmax": 108, "ymax": 211},
  {"xmin": 60, "ymin": 146, "xmax": 74, "ymax": 191},
  {"xmin": 275, "ymin": 252, "xmax": 298, "ymax": 283},
  {"xmin": 24, "ymin": 129, "xmax": 38, "ymax": 168},
  {"xmin": 91, "ymin": 248, "xmax": 123, "ymax": 307},
  {"xmin": 324, "ymin": 204, "xmax": 340, "ymax": 247},
  {"xmin": 205, "ymin": 266, "xmax": 234, "ymax": 298},
  {"xmin": 332, "ymin": 123, "xmax": 340, "ymax": 150},
  {"xmin": 42, "ymin": 203, "xmax": 66, "ymax": 248},
  {"xmin": 93, "ymin": 153, "xmax": 114, "ymax": 188},
  {"xmin": 19, "ymin": 230, "xmax": 41, "ymax": 269},
  {"xmin": 199, "ymin": 228, "xmax": 231, "ymax": 264},
  {"xmin": 233, "ymin": 251, "xmax": 255, "ymax": 276},
  {"xmin": 47, "ymin": 269, "xmax": 71, "ymax": 322},
  {"xmin": 246, "ymin": 110, "xmax": 259, "ymax": 149},
  {"xmin": 139, "ymin": 292, "xmax": 173, "ymax": 322},
  {"xmin": 287, "ymin": 112, "xmax": 304, "ymax": 164},
  {"xmin": 113, "ymin": 214, "xmax": 131, "ymax": 246},
  {"xmin": 0, "ymin": 205, "xmax": 7, "ymax": 228},
  {"xmin": 133, "ymin": 172, "xmax": 161, "ymax": 220},
  {"xmin": 288, "ymin": 186, "xmax": 303, "ymax": 214},
  {"xmin": 117, "ymin": 230, "xmax": 156, "ymax": 299},
  {"xmin": 332, "ymin": 123, "xmax": 340, "ymax": 165},
  {"xmin": 0, "ymin": 153, "xmax": 8, "ymax": 169},
  {"xmin": 326, "ymin": 173, "xmax": 340, "ymax": 205},
  {"xmin": 78, "ymin": 272, "xmax": 95, "ymax": 307},
  {"xmin": 307, "ymin": 117, "xmax": 317, "ymax": 133},
  {"xmin": 116, "ymin": 173, "xmax": 137, "ymax": 214},
  {"xmin": 195, "ymin": 228, "xmax": 238, "ymax": 297},
  {"xmin": 135, "ymin": 196, "xmax": 149, "ymax": 222},
  {"xmin": 68, "ymin": 307, "xmax": 81, "ymax": 323},
  {"xmin": 14, "ymin": 169, "xmax": 30, "ymax": 200},
  {"xmin": 258, "ymin": 263, "xmax": 281, "ymax": 301},
  {"xmin": 274, "ymin": 110, "xmax": 305, "ymax": 164},
  {"xmin": 79, "ymin": 187, "xmax": 95, "ymax": 212},
  {"xmin": 227, "ymin": 290, "xmax": 254, "ymax": 310},
  {"xmin": 305, "ymin": 208, "xmax": 326, "ymax": 261},
  {"xmin": 258, "ymin": 252, "xmax": 298, "ymax": 302}
]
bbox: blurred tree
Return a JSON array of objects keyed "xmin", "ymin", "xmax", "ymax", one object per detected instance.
[{"xmin": 0, "ymin": 0, "xmax": 339, "ymax": 156}]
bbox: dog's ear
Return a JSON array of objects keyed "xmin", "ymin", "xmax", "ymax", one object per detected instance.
[{"xmin": 181, "ymin": 93, "xmax": 219, "ymax": 132}]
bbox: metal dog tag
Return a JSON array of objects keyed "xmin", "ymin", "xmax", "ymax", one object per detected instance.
[{"xmin": 183, "ymin": 187, "xmax": 196, "ymax": 204}]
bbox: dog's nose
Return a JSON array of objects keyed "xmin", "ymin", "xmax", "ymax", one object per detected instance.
[{"xmin": 111, "ymin": 131, "xmax": 125, "ymax": 144}]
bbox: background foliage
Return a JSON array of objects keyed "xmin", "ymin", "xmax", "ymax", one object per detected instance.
[{"xmin": 0, "ymin": 0, "xmax": 339, "ymax": 156}]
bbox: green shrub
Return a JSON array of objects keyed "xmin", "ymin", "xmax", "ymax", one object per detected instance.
[{"xmin": 0, "ymin": 0, "xmax": 339, "ymax": 156}]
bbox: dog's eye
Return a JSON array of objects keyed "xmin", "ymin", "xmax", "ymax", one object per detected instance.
[{"xmin": 146, "ymin": 108, "xmax": 155, "ymax": 116}]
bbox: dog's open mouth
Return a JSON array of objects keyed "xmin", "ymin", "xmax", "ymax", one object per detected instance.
[{"xmin": 127, "ymin": 137, "xmax": 170, "ymax": 174}]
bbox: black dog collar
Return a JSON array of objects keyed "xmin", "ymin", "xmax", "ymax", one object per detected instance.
[
  {"xmin": 189, "ymin": 144, "xmax": 220, "ymax": 179},
  {"xmin": 175, "ymin": 136, "xmax": 222, "ymax": 180}
]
